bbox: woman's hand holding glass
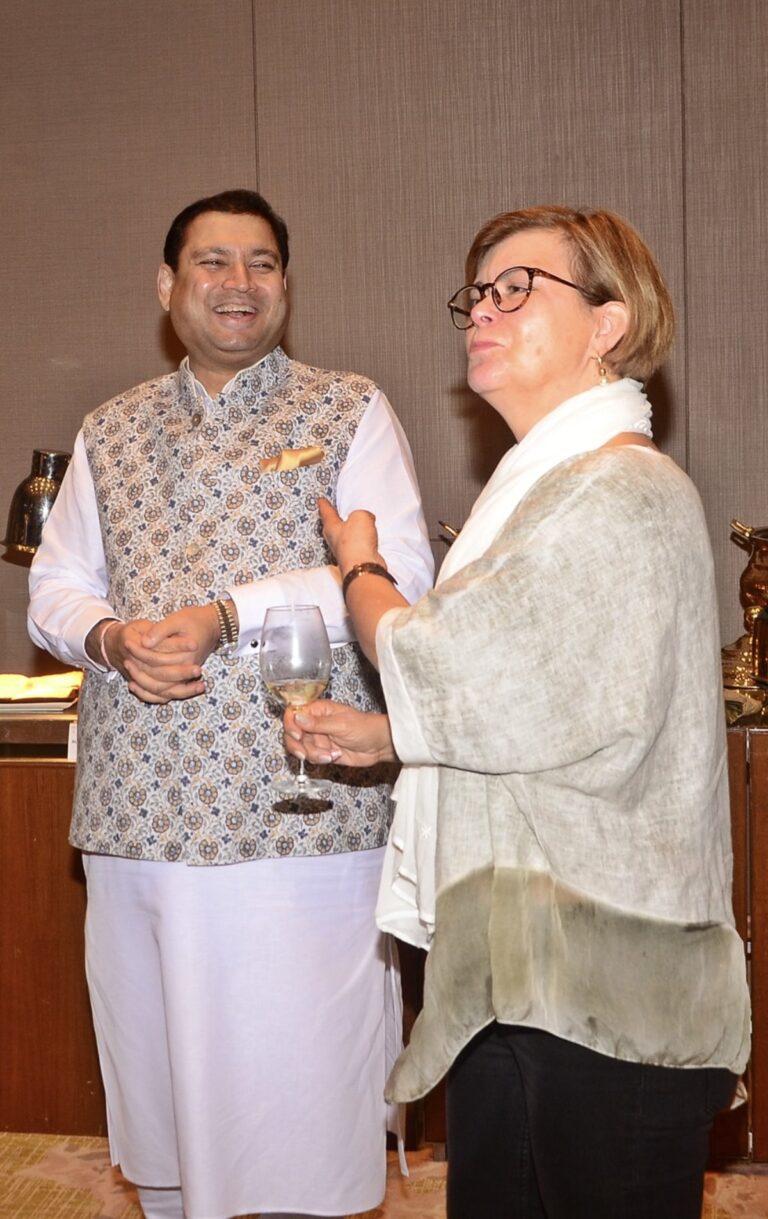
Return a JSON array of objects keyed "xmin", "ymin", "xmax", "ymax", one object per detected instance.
[{"xmin": 284, "ymin": 701, "xmax": 396, "ymax": 769}]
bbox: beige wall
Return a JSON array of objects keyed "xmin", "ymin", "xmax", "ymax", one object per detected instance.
[
  {"xmin": 683, "ymin": 0, "xmax": 768, "ymax": 641},
  {"xmin": 1, "ymin": 0, "xmax": 765, "ymax": 674},
  {"xmin": 1, "ymin": 0, "xmax": 257, "ymax": 673}
]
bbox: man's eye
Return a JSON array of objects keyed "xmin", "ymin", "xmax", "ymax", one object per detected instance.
[
  {"xmin": 200, "ymin": 259, "xmax": 224, "ymax": 267},
  {"xmin": 252, "ymin": 261, "xmax": 276, "ymax": 272}
]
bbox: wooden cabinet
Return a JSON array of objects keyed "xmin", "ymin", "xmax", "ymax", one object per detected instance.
[
  {"xmin": 0, "ymin": 746, "xmax": 107, "ymax": 1135},
  {"xmin": 1, "ymin": 722, "xmax": 766, "ymax": 1157},
  {"xmin": 711, "ymin": 724, "xmax": 768, "ymax": 1162},
  {"xmin": 707, "ymin": 728, "xmax": 751, "ymax": 1160}
]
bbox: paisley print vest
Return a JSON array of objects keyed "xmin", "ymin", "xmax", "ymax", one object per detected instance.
[{"xmin": 71, "ymin": 348, "xmax": 394, "ymax": 864}]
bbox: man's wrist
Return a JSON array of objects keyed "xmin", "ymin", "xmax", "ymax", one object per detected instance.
[
  {"xmin": 86, "ymin": 617, "xmax": 122, "ymax": 670},
  {"xmin": 212, "ymin": 597, "xmax": 239, "ymax": 654}
]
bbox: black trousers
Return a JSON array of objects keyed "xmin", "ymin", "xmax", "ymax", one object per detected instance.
[{"xmin": 445, "ymin": 1023, "xmax": 737, "ymax": 1219}]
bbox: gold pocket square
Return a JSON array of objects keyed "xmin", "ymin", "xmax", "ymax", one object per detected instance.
[{"xmin": 259, "ymin": 445, "xmax": 325, "ymax": 473}]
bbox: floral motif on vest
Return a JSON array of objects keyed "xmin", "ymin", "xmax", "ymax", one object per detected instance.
[{"xmin": 72, "ymin": 348, "xmax": 394, "ymax": 864}]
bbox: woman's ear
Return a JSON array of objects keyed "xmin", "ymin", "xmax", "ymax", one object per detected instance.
[{"xmin": 595, "ymin": 300, "xmax": 629, "ymax": 350}]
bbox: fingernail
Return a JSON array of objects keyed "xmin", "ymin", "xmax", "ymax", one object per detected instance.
[
  {"xmin": 294, "ymin": 713, "xmax": 311, "ymax": 726},
  {"xmin": 330, "ymin": 750, "xmax": 342, "ymax": 761},
  {"xmin": 288, "ymin": 730, "xmax": 302, "ymax": 740}
]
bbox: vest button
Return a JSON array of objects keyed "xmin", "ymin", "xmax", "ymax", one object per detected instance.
[{"xmin": 191, "ymin": 412, "xmax": 202, "ymax": 427}]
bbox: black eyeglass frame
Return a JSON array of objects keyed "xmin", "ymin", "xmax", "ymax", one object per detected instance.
[{"xmin": 447, "ymin": 265, "xmax": 591, "ymax": 330}]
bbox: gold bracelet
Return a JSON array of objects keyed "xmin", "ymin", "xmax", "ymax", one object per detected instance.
[
  {"xmin": 213, "ymin": 598, "xmax": 239, "ymax": 652},
  {"xmin": 341, "ymin": 562, "xmax": 398, "ymax": 603}
]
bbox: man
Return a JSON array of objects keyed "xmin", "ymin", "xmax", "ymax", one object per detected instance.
[{"xmin": 28, "ymin": 189, "xmax": 433, "ymax": 1219}]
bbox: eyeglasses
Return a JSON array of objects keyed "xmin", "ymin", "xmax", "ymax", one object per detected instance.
[{"xmin": 447, "ymin": 265, "xmax": 590, "ymax": 330}]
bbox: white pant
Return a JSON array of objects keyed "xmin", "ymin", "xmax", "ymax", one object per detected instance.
[
  {"xmin": 136, "ymin": 1187, "xmax": 185, "ymax": 1218},
  {"xmin": 85, "ymin": 850, "xmax": 395, "ymax": 1219},
  {"xmin": 137, "ymin": 1186, "xmax": 338, "ymax": 1219}
]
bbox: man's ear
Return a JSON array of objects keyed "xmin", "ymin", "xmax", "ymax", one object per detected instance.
[
  {"xmin": 595, "ymin": 299, "xmax": 629, "ymax": 349},
  {"xmin": 157, "ymin": 263, "xmax": 175, "ymax": 312}
]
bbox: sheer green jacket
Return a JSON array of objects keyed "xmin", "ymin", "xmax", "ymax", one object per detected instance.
[{"xmin": 377, "ymin": 447, "xmax": 750, "ymax": 1101}]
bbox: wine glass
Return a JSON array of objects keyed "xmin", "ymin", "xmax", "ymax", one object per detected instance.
[{"xmin": 260, "ymin": 604, "xmax": 332, "ymax": 798}]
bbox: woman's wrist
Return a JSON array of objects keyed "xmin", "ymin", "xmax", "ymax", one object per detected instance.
[
  {"xmin": 341, "ymin": 561, "xmax": 397, "ymax": 603},
  {"xmin": 338, "ymin": 550, "xmax": 385, "ymax": 580}
]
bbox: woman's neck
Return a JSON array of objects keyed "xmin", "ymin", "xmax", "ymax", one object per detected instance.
[
  {"xmin": 601, "ymin": 431, "xmax": 656, "ymax": 451},
  {"xmin": 493, "ymin": 375, "xmax": 620, "ymax": 442}
]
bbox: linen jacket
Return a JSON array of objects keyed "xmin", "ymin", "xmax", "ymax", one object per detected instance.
[{"xmin": 377, "ymin": 447, "xmax": 751, "ymax": 1099}]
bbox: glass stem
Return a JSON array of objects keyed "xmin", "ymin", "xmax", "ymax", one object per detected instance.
[{"xmin": 297, "ymin": 756, "xmax": 308, "ymax": 785}]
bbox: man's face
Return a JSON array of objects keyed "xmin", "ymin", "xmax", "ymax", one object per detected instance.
[{"xmin": 157, "ymin": 211, "xmax": 288, "ymax": 393}]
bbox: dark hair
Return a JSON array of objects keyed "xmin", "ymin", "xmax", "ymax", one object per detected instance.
[
  {"xmin": 465, "ymin": 205, "xmax": 675, "ymax": 382},
  {"xmin": 162, "ymin": 189, "xmax": 290, "ymax": 271}
]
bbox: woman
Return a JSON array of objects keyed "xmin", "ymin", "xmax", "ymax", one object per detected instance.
[{"xmin": 285, "ymin": 206, "xmax": 750, "ymax": 1218}]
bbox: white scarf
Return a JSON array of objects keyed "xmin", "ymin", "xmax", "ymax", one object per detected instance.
[{"xmin": 375, "ymin": 378, "xmax": 653, "ymax": 949}]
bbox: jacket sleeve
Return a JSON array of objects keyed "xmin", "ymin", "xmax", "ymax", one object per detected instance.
[
  {"xmin": 27, "ymin": 430, "xmax": 116, "ymax": 670},
  {"xmin": 377, "ymin": 454, "xmax": 685, "ymax": 777}
]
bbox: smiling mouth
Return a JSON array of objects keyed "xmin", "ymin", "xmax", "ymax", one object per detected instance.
[{"xmin": 214, "ymin": 304, "xmax": 257, "ymax": 317}]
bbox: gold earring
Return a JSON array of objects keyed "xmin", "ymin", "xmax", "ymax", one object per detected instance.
[{"xmin": 595, "ymin": 354, "xmax": 609, "ymax": 386}]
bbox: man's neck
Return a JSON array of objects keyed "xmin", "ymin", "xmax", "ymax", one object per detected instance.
[{"xmin": 185, "ymin": 350, "xmax": 274, "ymax": 398}]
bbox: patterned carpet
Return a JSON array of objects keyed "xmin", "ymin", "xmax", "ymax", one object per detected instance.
[
  {"xmin": 0, "ymin": 1135, "xmax": 446, "ymax": 1219},
  {"xmin": 2, "ymin": 1132, "xmax": 768, "ymax": 1218}
]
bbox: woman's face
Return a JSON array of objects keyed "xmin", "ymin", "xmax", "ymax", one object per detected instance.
[{"xmin": 464, "ymin": 228, "xmax": 620, "ymax": 433}]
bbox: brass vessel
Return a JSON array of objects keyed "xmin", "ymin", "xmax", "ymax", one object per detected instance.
[{"xmin": 722, "ymin": 520, "xmax": 768, "ymax": 690}]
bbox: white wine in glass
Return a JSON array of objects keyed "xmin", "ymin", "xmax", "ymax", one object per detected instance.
[{"xmin": 260, "ymin": 604, "xmax": 332, "ymax": 798}]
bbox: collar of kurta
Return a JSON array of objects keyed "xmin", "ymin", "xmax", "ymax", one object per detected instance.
[{"xmin": 176, "ymin": 345, "xmax": 292, "ymax": 409}]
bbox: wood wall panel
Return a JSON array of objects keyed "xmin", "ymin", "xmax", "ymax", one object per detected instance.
[
  {"xmin": 253, "ymin": 0, "xmax": 685, "ymax": 563},
  {"xmin": 0, "ymin": 0, "xmax": 257, "ymax": 675},
  {"xmin": 683, "ymin": 0, "xmax": 768, "ymax": 644},
  {"xmin": 1, "ymin": 1, "xmax": 765, "ymax": 670},
  {"xmin": 2, "ymin": 0, "xmax": 765, "ymax": 671}
]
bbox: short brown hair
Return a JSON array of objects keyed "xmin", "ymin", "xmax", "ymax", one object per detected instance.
[
  {"xmin": 163, "ymin": 189, "xmax": 289, "ymax": 272},
  {"xmin": 464, "ymin": 205, "xmax": 675, "ymax": 382}
]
